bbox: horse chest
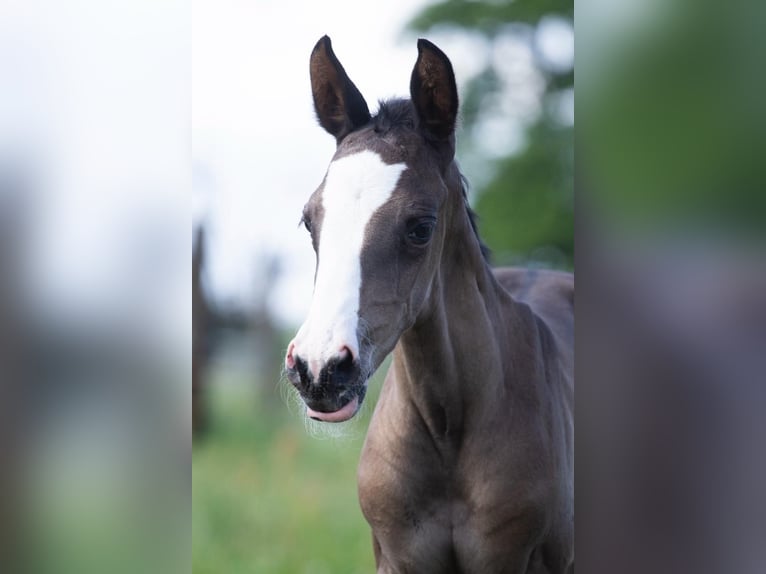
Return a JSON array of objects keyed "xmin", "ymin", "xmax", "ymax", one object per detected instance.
[
  {"xmin": 358, "ymin": 431, "xmax": 541, "ymax": 573},
  {"xmin": 358, "ymin": 452, "xmax": 453, "ymax": 572}
]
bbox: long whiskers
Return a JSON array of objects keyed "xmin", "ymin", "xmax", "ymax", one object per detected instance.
[{"xmin": 279, "ymin": 347, "xmax": 366, "ymax": 442}]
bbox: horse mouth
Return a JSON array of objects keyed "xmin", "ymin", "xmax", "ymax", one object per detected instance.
[{"xmin": 304, "ymin": 386, "xmax": 366, "ymax": 423}]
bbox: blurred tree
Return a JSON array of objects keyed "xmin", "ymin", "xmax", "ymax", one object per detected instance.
[
  {"xmin": 193, "ymin": 226, "xmax": 210, "ymax": 438},
  {"xmin": 580, "ymin": 2, "xmax": 766, "ymax": 234},
  {"xmin": 407, "ymin": 0, "xmax": 574, "ymax": 269}
]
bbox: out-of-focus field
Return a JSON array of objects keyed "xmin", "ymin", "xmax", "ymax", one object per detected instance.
[{"xmin": 192, "ymin": 358, "xmax": 384, "ymax": 574}]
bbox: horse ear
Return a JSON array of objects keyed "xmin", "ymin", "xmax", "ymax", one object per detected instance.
[
  {"xmin": 310, "ymin": 36, "xmax": 371, "ymax": 143},
  {"xmin": 410, "ymin": 39, "xmax": 458, "ymax": 143}
]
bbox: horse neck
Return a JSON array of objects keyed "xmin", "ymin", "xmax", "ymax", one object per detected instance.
[{"xmin": 390, "ymin": 174, "xmax": 522, "ymax": 440}]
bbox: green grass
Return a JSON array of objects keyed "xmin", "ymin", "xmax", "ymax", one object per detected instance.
[{"xmin": 192, "ymin": 364, "xmax": 383, "ymax": 574}]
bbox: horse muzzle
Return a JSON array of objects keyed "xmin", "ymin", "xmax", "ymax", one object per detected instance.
[{"xmin": 285, "ymin": 345, "xmax": 367, "ymax": 423}]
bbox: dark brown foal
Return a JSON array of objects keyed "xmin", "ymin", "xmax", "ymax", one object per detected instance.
[{"xmin": 285, "ymin": 36, "xmax": 573, "ymax": 573}]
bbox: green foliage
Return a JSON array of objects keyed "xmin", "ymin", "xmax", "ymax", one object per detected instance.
[
  {"xmin": 409, "ymin": 0, "xmax": 573, "ymax": 33},
  {"xmin": 476, "ymin": 120, "xmax": 573, "ymax": 267},
  {"xmin": 581, "ymin": 2, "xmax": 766, "ymax": 234},
  {"xmin": 408, "ymin": 0, "xmax": 574, "ymax": 269}
]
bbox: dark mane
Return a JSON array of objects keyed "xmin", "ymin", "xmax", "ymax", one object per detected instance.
[
  {"xmin": 370, "ymin": 99, "xmax": 490, "ymax": 262},
  {"xmin": 460, "ymin": 174, "xmax": 492, "ymax": 262},
  {"xmin": 372, "ymin": 98, "xmax": 416, "ymax": 133}
]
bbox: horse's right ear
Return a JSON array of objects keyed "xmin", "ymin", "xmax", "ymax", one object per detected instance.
[
  {"xmin": 310, "ymin": 36, "xmax": 371, "ymax": 144},
  {"xmin": 410, "ymin": 39, "xmax": 458, "ymax": 143}
]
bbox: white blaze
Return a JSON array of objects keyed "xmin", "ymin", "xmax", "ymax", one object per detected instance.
[{"xmin": 294, "ymin": 150, "xmax": 406, "ymax": 377}]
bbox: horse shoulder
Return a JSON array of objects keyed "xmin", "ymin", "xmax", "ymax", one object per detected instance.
[{"xmin": 493, "ymin": 266, "xmax": 575, "ymax": 554}]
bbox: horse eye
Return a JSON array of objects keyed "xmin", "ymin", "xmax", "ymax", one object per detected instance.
[{"xmin": 407, "ymin": 218, "xmax": 436, "ymax": 245}]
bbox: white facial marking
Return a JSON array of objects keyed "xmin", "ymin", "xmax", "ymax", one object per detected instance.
[{"xmin": 295, "ymin": 150, "xmax": 406, "ymax": 377}]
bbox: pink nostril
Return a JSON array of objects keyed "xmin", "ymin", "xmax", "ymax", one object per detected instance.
[
  {"xmin": 285, "ymin": 342, "xmax": 296, "ymax": 369},
  {"xmin": 339, "ymin": 345, "xmax": 353, "ymax": 362},
  {"xmin": 334, "ymin": 345, "xmax": 356, "ymax": 376},
  {"xmin": 337, "ymin": 345, "xmax": 357, "ymax": 369}
]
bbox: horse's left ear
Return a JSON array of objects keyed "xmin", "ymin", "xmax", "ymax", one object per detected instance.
[
  {"xmin": 310, "ymin": 35, "xmax": 371, "ymax": 144},
  {"xmin": 410, "ymin": 39, "xmax": 458, "ymax": 145}
]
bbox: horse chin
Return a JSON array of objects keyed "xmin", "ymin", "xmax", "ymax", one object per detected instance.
[
  {"xmin": 306, "ymin": 395, "xmax": 361, "ymax": 423},
  {"xmin": 304, "ymin": 382, "xmax": 368, "ymax": 423}
]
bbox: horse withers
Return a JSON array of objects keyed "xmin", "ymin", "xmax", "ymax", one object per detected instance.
[{"xmin": 284, "ymin": 36, "xmax": 574, "ymax": 574}]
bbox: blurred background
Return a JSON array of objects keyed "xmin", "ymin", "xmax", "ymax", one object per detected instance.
[
  {"xmin": 0, "ymin": 1, "xmax": 189, "ymax": 573},
  {"xmin": 191, "ymin": 0, "xmax": 572, "ymax": 572}
]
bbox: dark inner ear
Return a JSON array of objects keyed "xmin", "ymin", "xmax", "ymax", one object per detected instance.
[
  {"xmin": 310, "ymin": 36, "xmax": 371, "ymax": 143},
  {"xmin": 410, "ymin": 39, "xmax": 458, "ymax": 142}
]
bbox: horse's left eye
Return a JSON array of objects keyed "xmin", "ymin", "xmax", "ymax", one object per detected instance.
[{"xmin": 407, "ymin": 218, "xmax": 436, "ymax": 245}]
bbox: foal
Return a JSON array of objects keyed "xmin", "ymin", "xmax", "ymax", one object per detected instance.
[{"xmin": 285, "ymin": 36, "xmax": 574, "ymax": 574}]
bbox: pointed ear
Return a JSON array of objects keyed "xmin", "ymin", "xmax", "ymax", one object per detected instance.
[
  {"xmin": 410, "ymin": 39, "xmax": 458, "ymax": 143},
  {"xmin": 310, "ymin": 36, "xmax": 371, "ymax": 143}
]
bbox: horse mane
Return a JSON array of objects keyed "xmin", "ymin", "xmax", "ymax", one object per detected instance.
[
  {"xmin": 459, "ymin": 174, "xmax": 492, "ymax": 262},
  {"xmin": 371, "ymin": 99, "xmax": 491, "ymax": 262},
  {"xmin": 372, "ymin": 98, "xmax": 416, "ymax": 132}
]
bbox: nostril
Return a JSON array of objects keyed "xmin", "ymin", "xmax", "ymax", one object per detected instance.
[
  {"xmin": 285, "ymin": 342, "xmax": 296, "ymax": 369},
  {"xmin": 295, "ymin": 356, "xmax": 309, "ymax": 376},
  {"xmin": 292, "ymin": 355, "xmax": 310, "ymax": 390},
  {"xmin": 336, "ymin": 345, "xmax": 355, "ymax": 375}
]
